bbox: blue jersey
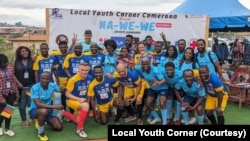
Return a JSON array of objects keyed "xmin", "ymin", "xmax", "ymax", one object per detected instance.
[
  {"xmin": 84, "ymin": 53, "xmax": 105, "ymax": 76},
  {"xmin": 66, "ymin": 73, "xmax": 93, "ymax": 99},
  {"xmin": 135, "ymin": 65, "xmax": 167, "ymax": 90},
  {"xmin": 162, "ymin": 69, "xmax": 183, "ymax": 88},
  {"xmin": 29, "ymin": 82, "xmax": 61, "ymax": 110},
  {"xmin": 103, "ymin": 53, "xmax": 117, "ymax": 76},
  {"xmin": 159, "ymin": 57, "xmax": 180, "ymax": 71},
  {"xmin": 144, "ymin": 45, "xmax": 155, "ymax": 53},
  {"xmin": 63, "ymin": 53, "xmax": 86, "ymax": 76},
  {"xmin": 202, "ymin": 73, "xmax": 228, "ymax": 97},
  {"xmin": 88, "ymin": 77, "xmax": 119, "ymax": 105},
  {"xmin": 113, "ymin": 68, "xmax": 141, "ymax": 88},
  {"xmin": 175, "ymin": 79, "xmax": 205, "ymax": 98},
  {"xmin": 152, "ymin": 51, "xmax": 166, "ymax": 67},
  {"xmin": 33, "ymin": 55, "xmax": 57, "ymax": 82},
  {"xmin": 196, "ymin": 51, "xmax": 218, "ymax": 74},
  {"xmin": 50, "ymin": 50, "xmax": 67, "ymax": 77},
  {"xmin": 177, "ymin": 51, "xmax": 184, "ymax": 61},
  {"xmin": 179, "ymin": 60, "xmax": 199, "ymax": 72}
]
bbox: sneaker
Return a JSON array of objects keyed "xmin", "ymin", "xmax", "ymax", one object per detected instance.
[
  {"xmin": 137, "ymin": 119, "xmax": 143, "ymax": 125},
  {"xmin": 38, "ymin": 134, "xmax": 49, "ymax": 141},
  {"xmin": 146, "ymin": 118, "xmax": 152, "ymax": 123},
  {"xmin": 181, "ymin": 119, "xmax": 185, "ymax": 124},
  {"xmin": 22, "ymin": 121, "xmax": 29, "ymax": 127},
  {"xmin": 149, "ymin": 118, "xmax": 162, "ymax": 125},
  {"xmin": 4, "ymin": 129, "xmax": 15, "ymax": 137},
  {"xmin": 88, "ymin": 110, "xmax": 94, "ymax": 117},
  {"xmin": 124, "ymin": 116, "xmax": 137, "ymax": 122},
  {"xmin": 77, "ymin": 129, "xmax": 88, "ymax": 138},
  {"xmin": 114, "ymin": 122, "xmax": 120, "ymax": 125},
  {"xmin": 189, "ymin": 117, "xmax": 197, "ymax": 125},
  {"xmin": 0, "ymin": 128, "xmax": 3, "ymax": 136}
]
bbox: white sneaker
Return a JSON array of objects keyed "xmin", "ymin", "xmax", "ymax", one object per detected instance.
[
  {"xmin": 4, "ymin": 129, "xmax": 15, "ymax": 136},
  {"xmin": 189, "ymin": 117, "xmax": 197, "ymax": 124},
  {"xmin": 77, "ymin": 129, "xmax": 88, "ymax": 138},
  {"xmin": 181, "ymin": 119, "xmax": 185, "ymax": 124},
  {"xmin": 149, "ymin": 118, "xmax": 162, "ymax": 125},
  {"xmin": 0, "ymin": 128, "xmax": 3, "ymax": 136},
  {"xmin": 146, "ymin": 118, "xmax": 152, "ymax": 123}
]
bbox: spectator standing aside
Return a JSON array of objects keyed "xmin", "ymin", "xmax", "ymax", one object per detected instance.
[
  {"xmin": 33, "ymin": 43, "xmax": 58, "ymax": 83},
  {"xmin": 29, "ymin": 72, "xmax": 63, "ymax": 141},
  {"xmin": 61, "ymin": 62, "xmax": 93, "ymax": 138},
  {"xmin": 13, "ymin": 46, "xmax": 36, "ymax": 127},
  {"xmin": 199, "ymin": 65, "xmax": 228, "ymax": 125},
  {"xmin": 88, "ymin": 66, "xmax": 124, "ymax": 125},
  {"xmin": 0, "ymin": 54, "xmax": 20, "ymax": 137}
]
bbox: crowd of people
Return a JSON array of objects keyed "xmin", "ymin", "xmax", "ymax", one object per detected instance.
[{"xmin": 0, "ymin": 29, "xmax": 230, "ymax": 140}]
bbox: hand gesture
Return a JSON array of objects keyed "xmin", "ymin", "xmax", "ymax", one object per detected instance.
[
  {"xmin": 160, "ymin": 32, "xmax": 166, "ymax": 40},
  {"xmin": 72, "ymin": 33, "xmax": 77, "ymax": 45},
  {"xmin": 153, "ymin": 79, "xmax": 160, "ymax": 87},
  {"xmin": 54, "ymin": 104, "xmax": 64, "ymax": 110}
]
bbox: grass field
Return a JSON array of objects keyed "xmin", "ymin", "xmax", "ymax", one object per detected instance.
[{"xmin": 0, "ymin": 103, "xmax": 249, "ymax": 141}]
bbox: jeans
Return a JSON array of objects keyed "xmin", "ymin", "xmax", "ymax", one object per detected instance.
[{"xmin": 18, "ymin": 87, "xmax": 31, "ymax": 122}]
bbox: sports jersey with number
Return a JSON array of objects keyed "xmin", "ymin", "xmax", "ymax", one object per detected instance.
[
  {"xmin": 33, "ymin": 55, "xmax": 58, "ymax": 82},
  {"xmin": 135, "ymin": 65, "xmax": 167, "ymax": 90},
  {"xmin": 196, "ymin": 51, "xmax": 218, "ymax": 74},
  {"xmin": 202, "ymin": 73, "xmax": 228, "ymax": 97},
  {"xmin": 162, "ymin": 69, "xmax": 183, "ymax": 88},
  {"xmin": 63, "ymin": 53, "xmax": 86, "ymax": 76},
  {"xmin": 175, "ymin": 79, "xmax": 205, "ymax": 98},
  {"xmin": 50, "ymin": 50, "xmax": 67, "ymax": 77},
  {"xmin": 84, "ymin": 52, "xmax": 105, "ymax": 76},
  {"xmin": 113, "ymin": 68, "xmax": 141, "ymax": 88},
  {"xmin": 29, "ymin": 82, "xmax": 61, "ymax": 109},
  {"xmin": 66, "ymin": 73, "xmax": 93, "ymax": 99},
  {"xmin": 88, "ymin": 77, "xmax": 119, "ymax": 104},
  {"xmin": 152, "ymin": 51, "xmax": 166, "ymax": 67}
]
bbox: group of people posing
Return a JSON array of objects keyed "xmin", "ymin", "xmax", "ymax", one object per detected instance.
[{"xmin": 0, "ymin": 30, "xmax": 229, "ymax": 141}]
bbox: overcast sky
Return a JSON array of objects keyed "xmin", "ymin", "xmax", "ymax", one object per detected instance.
[{"xmin": 0, "ymin": 0, "xmax": 250, "ymax": 27}]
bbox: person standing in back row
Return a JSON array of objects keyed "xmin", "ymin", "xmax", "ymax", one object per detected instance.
[{"xmin": 13, "ymin": 46, "xmax": 36, "ymax": 127}]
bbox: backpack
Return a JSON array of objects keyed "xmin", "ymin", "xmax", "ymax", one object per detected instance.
[{"xmin": 195, "ymin": 51, "xmax": 217, "ymax": 72}]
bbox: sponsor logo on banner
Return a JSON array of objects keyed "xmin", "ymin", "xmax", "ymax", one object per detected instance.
[
  {"xmin": 111, "ymin": 37, "xmax": 125, "ymax": 48},
  {"xmin": 51, "ymin": 8, "xmax": 63, "ymax": 19}
]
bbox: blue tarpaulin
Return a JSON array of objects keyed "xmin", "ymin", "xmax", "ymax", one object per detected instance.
[{"xmin": 169, "ymin": 0, "xmax": 250, "ymax": 32}]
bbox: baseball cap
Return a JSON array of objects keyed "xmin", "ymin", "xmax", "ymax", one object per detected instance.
[{"xmin": 84, "ymin": 30, "xmax": 92, "ymax": 34}]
